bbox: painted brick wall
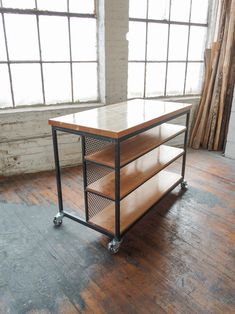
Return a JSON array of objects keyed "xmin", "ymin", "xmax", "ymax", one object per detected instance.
[
  {"xmin": 98, "ymin": 0, "xmax": 129, "ymax": 105},
  {"xmin": 1, "ymin": 0, "xmax": 130, "ymax": 176},
  {"xmin": 0, "ymin": 0, "xmax": 199, "ymax": 176},
  {"xmin": 0, "ymin": 104, "xmax": 101, "ymax": 176}
]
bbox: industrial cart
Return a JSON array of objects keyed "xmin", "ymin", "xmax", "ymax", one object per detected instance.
[{"xmin": 49, "ymin": 99, "xmax": 191, "ymax": 253}]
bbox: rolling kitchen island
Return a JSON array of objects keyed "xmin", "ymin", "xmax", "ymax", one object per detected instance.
[{"xmin": 49, "ymin": 99, "xmax": 192, "ymax": 253}]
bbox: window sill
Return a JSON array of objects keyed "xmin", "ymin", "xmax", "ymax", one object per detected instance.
[{"xmin": 0, "ymin": 102, "xmax": 104, "ymax": 115}]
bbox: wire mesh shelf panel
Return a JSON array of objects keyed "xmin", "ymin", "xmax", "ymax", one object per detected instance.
[
  {"xmin": 84, "ymin": 136, "xmax": 115, "ymax": 220},
  {"xmin": 86, "ymin": 161, "xmax": 113, "ymax": 185},
  {"xmin": 84, "ymin": 136, "xmax": 113, "ymax": 156},
  {"xmin": 87, "ymin": 191, "xmax": 113, "ymax": 219}
]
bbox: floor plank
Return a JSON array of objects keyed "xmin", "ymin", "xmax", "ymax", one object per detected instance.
[{"xmin": 0, "ymin": 149, "xmax": 234, "ymax": 314}]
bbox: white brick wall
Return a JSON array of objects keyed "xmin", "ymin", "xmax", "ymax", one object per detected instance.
[
  {"xmin": 0, "ymin": 0, "xmax": 130, "ymax": 176},
  {"xmin": 225, "ymin": 88, "xmax": 235, "ymax": 159},
  {"xmin": 98, "ymin": 0, "xmax": 129, "ymax": 105},
  {"xmin": 0, "ymin": 104, "xmax": 102, "ymax": 176},
  {"xmin": 0, "ymin": 1, "xmax": 200, "ymax": 176}
]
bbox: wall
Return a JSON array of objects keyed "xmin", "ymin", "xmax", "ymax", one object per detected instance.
[
  {"xmin": 98, "ymin": 0, "xmax": 129, "ymax": 105},
  {"xmin": 0, "ymin": 104, "xmax": 102, "ymax": 176},
  {"xmin": 0, "ymin": 1, "xmax": 199, "ymax": 176},
  {"xmin": 0, "ymin": 0, "xmax": 129, "ymax": 176},
  {"xmin": 0, "ymin": 98, "xmax": 199, "ymax": 176},
  {"xmin": 225, "ymin": 88, "xmax": 235, "ymax": 159}
]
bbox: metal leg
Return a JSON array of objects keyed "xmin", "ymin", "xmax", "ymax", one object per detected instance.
[
  {"xmin": 108, "ymin": 140, "xmax": 122, "ymax": 253},
  {"xmin": 115, "ymin": 140, "xmax": 121, "ymax": 239},
  {"xmin": 52, "ymin": 127, "xmax": 64, "ymax": 226},
  {"xmin": 181, "ymin": 111, "xmax": 190, "ymax": 189},
  {"xmin": 81, "ymin": 136, "xmax": 89, "ymax": 221}
]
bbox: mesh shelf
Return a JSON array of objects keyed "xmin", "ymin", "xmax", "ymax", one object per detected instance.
[
  {"xmin": 84, "ymin": 136, "xmax": 115, "ymax": 220},
  {"xmin": 87, "ymin": 192, "xmax": 113, "ymax": 219},
  {"xmin": 84, "ymin": 136, "xmax": 113, "ymax": 156}
]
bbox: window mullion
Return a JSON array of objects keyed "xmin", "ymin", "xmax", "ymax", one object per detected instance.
[
  {"xmin": 183, "ymin": 0, "xmax": 193, "ymax": 95},
  {"xmin": 1, "ymin": 11, "xmax": 15, "ymax": 107},
  {"xmin": 67, "ymin": 0, "xmax": 74, "ymax": 102},
  {"xmin": 164, "ymin": 0, "xmax": 172, "ymax": 96},
  {"xmin": 35, "ymin": 0, "xmax": 46, "ymax": 104},
  {"xmin": 143, "ymin": 0, "xmax": 149, "ymax": 98}
]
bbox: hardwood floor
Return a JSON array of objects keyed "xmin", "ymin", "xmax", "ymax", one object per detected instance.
[{"xmin": 0, "ymin": 149, "xmax": 234, "ymax": 314}]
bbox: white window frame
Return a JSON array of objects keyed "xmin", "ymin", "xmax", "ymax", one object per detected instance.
[{"xmin": 0, "ymin": 0, "xmax": 97, "ymax": 108}]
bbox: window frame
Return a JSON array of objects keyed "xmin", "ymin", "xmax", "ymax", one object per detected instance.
[
  {"xmin": 128, "ymin": 0, "xmax": 211, "ymax": 99},
  {"xmin": 0, "ymin": 0, "xmax": 97, "ymax": 108}
]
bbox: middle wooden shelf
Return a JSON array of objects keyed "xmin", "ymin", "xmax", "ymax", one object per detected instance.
[
  {"xmin": 85, "ymin": 123, "xmax": 186, "ymax": 168},
  {"xmin": 86, "ymin": 145, "xmax": 184, "ymax": 200}
]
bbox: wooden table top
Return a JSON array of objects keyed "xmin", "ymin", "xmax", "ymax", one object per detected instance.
[{"xmin": 48, "ymin": 99, "xmax": 192, "ymax": 139}]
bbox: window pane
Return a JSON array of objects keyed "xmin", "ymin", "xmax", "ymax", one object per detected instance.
[
  {"xmin": 43, "ymin": 63, "xmax": 71, "ymax": 104},
  {"xmin": 170, "ymin": 0, "xmax": 190, "ymax": 22},
  {"xmin": 147, "ymin": 23, "xmax": 168, "ymax": 61},
  {"xmin": 128, "ymin": 62, "xmax": 145, "ymax": 98},
  {"xmin": 146, "ymin": 63, "xmax": 166, "ymax": 97},
  {"xmin": 129, "ymin": 0, "xmax": 147, "ymax": 18},
  {"xmin": 71, "ymin": 18, "xmax": 96, "ymax": 61},
  {"xmin": 73, "ymin": 63, "xmax": 98, "ymax": 101},
  {"xmin": 37, "ymin": 0, "xmax": 67, "ymax": 12},
  {"xmin": 5, "ymin": 14, "xmax": 39, "ymax": 60},
  {"xmin": 2, "ymin": 0, "xmax": 35, "ymax": 9},
  {"xmin": 11, "ymin": 64, "xmax": 43, "ymax": 106},
  {"xmin": 69, "ymin": 0, "xmax": 94, "ymax": 14},
  {"xmin": 169, "ymin": 25, "xmax": 188, "ymax": 61},
  {"xmin": 185, "ymin": 62, "xmax": 204, "ymax": 94},
  {"xmin": 166, "ymin": 62, "xmax": 186, "ymax": 95},
  {"xmin": 191, "ymin": 0, "xmax": 209, "ymax": 23},
  {"xmin": 148, "ymin": 0, "xmax": 170, "ymax": 20},
  {"xmin": 188, "ymin": 26, "xmax": 207, "ymax": 60},
  {"xmin": 128, "ymin": 22, "xmax": 146, "ymax": 60},
  {"xmin": 40, "ymin": 16, "xmax": 70, "ymax": 61},
  {"xmin": 0, "ymin": 65, "xmax": 12, "ymax": 108},
  {"xmin": 0, "ymin": 16, "xmax": 7, "ymax": 61}
]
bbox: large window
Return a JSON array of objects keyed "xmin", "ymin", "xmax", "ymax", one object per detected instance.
[
  {"xmin": 128, "ymin": 0, "xmax": 209, "ymax": 99},
  {"xmin": 0, "ymin": 0, "xmax": 97, "ymax": 108}
]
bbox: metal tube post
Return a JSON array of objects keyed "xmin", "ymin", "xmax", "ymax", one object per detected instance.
[
  {"xmin": 81, "ymin": 136, "xmax": 89, "ymax": 221},
  {"xmin": 181, "ymin": 111, "xmax": 190, "ymax": 179},
  {"xmin": 52, "ymin": 127, "xmax": 64, "ymax": 213},
  {"xmin": 115, "ymin": 140, "xmax": 121, "ymax": 240}
]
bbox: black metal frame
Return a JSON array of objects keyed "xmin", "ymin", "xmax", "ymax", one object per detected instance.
[{"xmin": 51, "ymin": 109, "xmax": 190, "ymax": 245}]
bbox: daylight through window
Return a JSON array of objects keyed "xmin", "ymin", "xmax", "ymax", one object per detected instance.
[
  {"xmin": 128, "ymin": 0, "xmax": 209, "ymax": 99},
  {"xmin": 0, "ymin": 0, "xmax": 97, "ymax": 108}
]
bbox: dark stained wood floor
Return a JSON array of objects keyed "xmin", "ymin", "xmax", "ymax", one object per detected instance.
[{"xmin": 0, "ymin": 149, "xmax": 235, "ymax": 314}]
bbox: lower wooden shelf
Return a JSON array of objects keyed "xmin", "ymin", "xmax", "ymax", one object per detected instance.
[{"xmin": 89, "ymin": 170, "xmax": 182, "ymax": 235}]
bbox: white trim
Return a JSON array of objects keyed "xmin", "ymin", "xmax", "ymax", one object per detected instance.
[{"xmin": 0, "ymin": 102, "xmax": 104, "ymax": 115}]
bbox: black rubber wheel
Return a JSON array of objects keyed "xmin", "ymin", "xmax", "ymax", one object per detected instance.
[{"xmin": 53, "ymin": 216, "xmax": 62, "ymax": 227}]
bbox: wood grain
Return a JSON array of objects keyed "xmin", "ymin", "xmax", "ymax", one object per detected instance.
[
  {"xmin": 0, "ymin": 149, "xmax": 234, "ymax": 313},
  {"xmin": 87, "ymin": 145, "xmax": 184, "ymax": 200},
  {"xmin": 48, "ymin": 99, "xmax": 191, "ymax": 138},
  {"xmin": 89, "ymin": 170, "xmax": 182, "ymax": 234},
  {"xmin": 85, "ymin": 123, "xmax": 186, "ymax": 167}
]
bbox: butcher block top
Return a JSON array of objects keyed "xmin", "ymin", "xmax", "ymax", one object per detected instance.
[{"xmin": 48, "ymin": 99, "xmax": 192, "ymax": 139}]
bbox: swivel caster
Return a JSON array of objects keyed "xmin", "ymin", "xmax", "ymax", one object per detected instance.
[
  {"xmin": 53, "ymin": 212, "xmax": 64, "ymax": 227},
  {"xmin": 181, "ymin": 180, "xmax": 188, "ymax": 190},
  {"xmin": 107, "ymin": 238, "xmax": 122, "ymax": 254}
]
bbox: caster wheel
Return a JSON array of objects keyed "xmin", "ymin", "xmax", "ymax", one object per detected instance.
[
  {"xmin": 107, "ymin": 239, "xmax": 122, "ymax": 254},
  {"xmin": 181, "ymin": 181, "xmax": 188, "ymax": 190},
  {"xmin": 53, "ymin": 213, "xmax": 64, "ymax": 227}
]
